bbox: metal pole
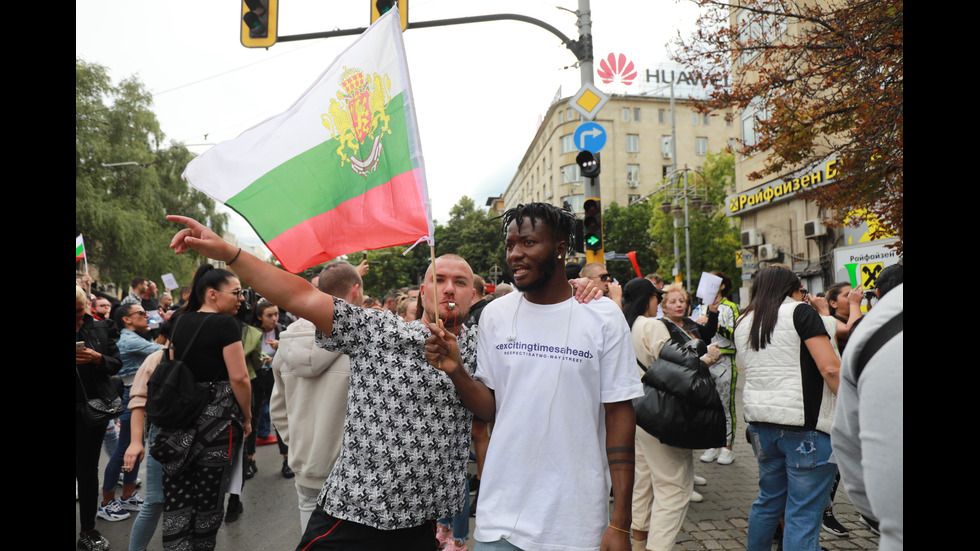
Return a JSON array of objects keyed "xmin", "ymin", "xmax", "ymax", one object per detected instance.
[{"xmin": 683, "ymin": 168, "xmax": 691, "ymax": 292}]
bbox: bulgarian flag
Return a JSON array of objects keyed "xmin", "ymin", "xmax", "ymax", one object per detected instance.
[
  {"xmin": 183, "ymin": 8, "xmax": 433, "ymax": 273},
  {"xmin": 76, "ymin": 234, "xmax": 86, "ymax": 261}
]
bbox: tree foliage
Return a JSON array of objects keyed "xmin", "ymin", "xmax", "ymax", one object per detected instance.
[
  {"xmin": 601, "ymin": 200, "xmax": 660, "ymax": 282},
  {"xmin": 646, "ymin": 152, "xmax": 742, "ymax": 292},
  {"xmin": 76, "ymin": 59, "xmax": 226, "ymax": 290},
  {"xmin": 356, "ymin": 196, "xmax": 506, "ymax": 297},
  {"xmin": 671, "ymin": 0, "xmax": 903, "ymax": 251},
  {"xmin": 433, "ymin": 196, "xmax": 506, "ymax": 281}
]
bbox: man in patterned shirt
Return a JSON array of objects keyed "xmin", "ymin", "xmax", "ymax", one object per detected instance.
[{"xmin": 168, "ymin": 216, "xmax": 480, "ymax": 551}]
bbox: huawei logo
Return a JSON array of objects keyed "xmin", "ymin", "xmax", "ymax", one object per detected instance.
[{"xmin": 597, "ymin": 53, "xmax": 636, "ymax": 86}]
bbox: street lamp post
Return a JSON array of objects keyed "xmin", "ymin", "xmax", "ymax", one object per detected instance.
[{"xmin": 659, "ymin": 165, "xmax": 712, "ymax": 292}]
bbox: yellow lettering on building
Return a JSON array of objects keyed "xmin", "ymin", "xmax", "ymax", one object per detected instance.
[{"xmin": 826, "ymin": 159, "xmax": 838, "ymax": 179}]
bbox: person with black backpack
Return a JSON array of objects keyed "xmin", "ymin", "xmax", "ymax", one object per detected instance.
[{"xmin": 148, "ymin": 264, "xmax": 252, "ymax": 551}]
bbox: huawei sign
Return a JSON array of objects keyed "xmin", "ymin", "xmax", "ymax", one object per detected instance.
[{"xmin": 597, "ymin": 53, "xmax": 637, "ymax": 86}]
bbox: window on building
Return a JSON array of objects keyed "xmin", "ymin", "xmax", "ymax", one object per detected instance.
[
  {"xmin": 692, "ymin": 112, "xmax": 700, "ymax": 125},
  {"xmin": 628, "ymin": 194, "xmax": 641, "ymax": 204},
  {"xmin": 558, "ymin": 110, "xmax": 564, "ymax": 124},
  {"xmin": 626, "ymin": 164, "xmax": 640, "ymax": 186},
  {"xmin": 741, "ymin": 97, "xmax": 766, "ymax": 148},
  {"xmin": 662, "ymin": 165, "xmax": 671, "ymax": 178},
  {"xmin": 622, "ymin": 108, "xmax": 631, "ymax": 122},
  {"xmin": 737, "ymin": 3, "xmax": 788, "ymax": 65},
  {"xmin": 560, "ymin": 134, "xmax": 575, "ymax": 154},
  {"xmin": 634, "ymin": 108, "xmax": 641, "ymax": 122},
  {"xmin": 725, "ymin": 113, "xmax": 734, "ymax": 126},
  {"xmin": 561, "ymin": 164, "xmax": 582, "ymax": 184},
  {"xmin": 561, "ymin": 194, "xmax": 585, "ymax": 214},
  {"xmin": 696, "ymin": 137, "xmax": 708, "ymax": 156},
  {"xmin": 702, "ymin": 113, "xmax": 710, "ymax": 125},
  {"xmin": 626, "ymin": 134, "xmax": 639, "ymax": 153},
  {"xmin": 658, "ymin": 109, "xmax": 667, "ymax": 124}
]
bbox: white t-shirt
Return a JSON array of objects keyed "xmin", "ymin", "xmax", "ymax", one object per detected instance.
[{"xmin": 474, "ymin": 292, "xmax": 643, "ymax": 551}]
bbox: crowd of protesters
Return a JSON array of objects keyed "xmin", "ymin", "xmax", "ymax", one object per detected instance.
[{"xmin": 76, "ymin": 204, "xmax": 901, "ymax": 551}]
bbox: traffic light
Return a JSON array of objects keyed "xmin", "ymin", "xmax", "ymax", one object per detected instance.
[
  {"xmin": 241, "ymin": 0, "xmax": 278, "ymax": 48},
  {"xmin": 583, "ymin": 198, "xmax": 603, "ymax": 253},
  {"xmin": 576, "ymin": 150, "xmax": 600, "ymax": 179},
  {"xmin": 371, "ymin": 0, "xmax": 409, "ymax": 31}
]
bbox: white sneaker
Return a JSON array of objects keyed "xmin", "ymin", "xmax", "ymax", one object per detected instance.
[
  {"xmin": 96, "ymin": 500, "xmax": 131, "ymax": 522},
  {"xmin": 693, "ymin": 475, "xmax": 707, "ymax": 486},
  {"xmin": 690, "ymin": 490, "xmax": 703, "ymax": 503},
  {"xmin": 699, "ymin": 448, "xmax": 721, "ymax": 462},
  {"xmin": 119, "ymin": 492, "xmax": 144, "ymax": 511},
  {"xmin": 717, "ymin": 447, "xmax": 735, "ymax": 465}
]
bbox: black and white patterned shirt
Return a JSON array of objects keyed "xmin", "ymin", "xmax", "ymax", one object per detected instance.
[{"xmin": 314, "ymin": 297, "xmax": 477, "ymax": 529}]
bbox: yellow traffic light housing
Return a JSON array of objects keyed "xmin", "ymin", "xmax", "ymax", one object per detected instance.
[
  {"xmin": 371, "ymin": 0, "xmax": 408, "ymax": 31},
  {"xmin": 241, "ymin": 0, "xmax": 279, "ymax": 48}
]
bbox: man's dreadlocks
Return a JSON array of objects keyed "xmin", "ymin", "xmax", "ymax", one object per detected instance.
[{"xmin": 498, "ymin": 202, "xmax": 577, "ymax": 251}]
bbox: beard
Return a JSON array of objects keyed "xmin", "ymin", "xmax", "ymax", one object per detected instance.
[{"xmin": 512, "ymin": 256, "xmax": 557, "ymax": 294}]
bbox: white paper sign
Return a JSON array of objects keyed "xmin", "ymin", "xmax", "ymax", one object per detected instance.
[
  {"xmin": 695, "ymin": 272, "xmax": 722, "ymax": 305},
  {"xmin": 161, "ymin": 273, "xmax": 179, "ymax": 291}
]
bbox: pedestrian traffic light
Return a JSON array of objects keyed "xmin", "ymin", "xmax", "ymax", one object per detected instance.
[
  {"xmin": 241, "ymin": 0, "xmax": 278, "ymax": 48},
  {"xmin": 583, "ymin": 198, "xmax": 603, "ymax": 252},
  {"xmin": 576, "ymin": 151, "xmax": 600, "ymax": 179},
  {"xmin": 371, "ymin": 0, "xmax": 409, "ymax": 31}
]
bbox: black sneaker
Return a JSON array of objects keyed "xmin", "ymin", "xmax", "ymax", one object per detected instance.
[
  {"xmin": 244, "ymin": 458, "xmax": 258, "ymax": 480},
  {"xmin": 77, "ymin": 530, "xmax": 109, "ymax": 551},
  {"xmin": 822, "ymin": 509, "xmax": 849, "ymax": 538},
  {"xmin": 281, "ymin": 460, "xmax": 295, "ymax": 479},
  {"xmin": 225, "ymin": 496, "xmax": 244, "ymax": 523}
]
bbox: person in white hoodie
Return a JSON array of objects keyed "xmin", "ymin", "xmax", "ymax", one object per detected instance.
[{"xmin": 270, "ymin": 260, "xmax": 363, "ymax": 533}]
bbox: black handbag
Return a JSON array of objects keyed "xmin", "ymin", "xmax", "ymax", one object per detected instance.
[{"xmin": 76, "ymin": 369, "xmax": 125, "ymax": 428}]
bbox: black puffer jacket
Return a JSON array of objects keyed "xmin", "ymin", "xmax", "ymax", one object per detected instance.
[
  {"xmin": 633, "ymin": 338, "xmax": 726, "ymax": 449},
  {"xmin": 76, "ymin": 314, "xmax": 122, "ymax": 406}
]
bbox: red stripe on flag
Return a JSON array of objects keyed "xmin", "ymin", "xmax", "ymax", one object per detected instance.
[{"xmin": 266, "ymin": 170, "xmax": 429, "ymax": 273}]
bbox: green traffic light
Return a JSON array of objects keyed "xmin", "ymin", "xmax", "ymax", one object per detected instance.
[{"xmin": 585, "ymin": 235, "xmax": 600, "ymax": 247}]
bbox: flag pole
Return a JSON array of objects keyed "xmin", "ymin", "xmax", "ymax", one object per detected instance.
[{"xmin": 428, "ymin": 244, "xmax": 443, "ymax": 369}]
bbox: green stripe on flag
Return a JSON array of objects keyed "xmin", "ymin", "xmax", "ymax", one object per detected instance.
[{"xmin": 226, "ymin": 93, "xmax": 413, "ymax": 242}]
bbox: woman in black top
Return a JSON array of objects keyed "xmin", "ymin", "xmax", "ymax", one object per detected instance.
[
  {"xmin": 76, "ymin": 285, "xmax": 121, "ymax": 551},
  {"xmin": 159, "ymin": 264, "xmax": 251, "ymax": 551}
]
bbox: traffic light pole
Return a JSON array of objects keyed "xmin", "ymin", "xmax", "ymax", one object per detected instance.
[{"xmin": 575, "ymin": 0, "xmax": 602, "ymax": 266}]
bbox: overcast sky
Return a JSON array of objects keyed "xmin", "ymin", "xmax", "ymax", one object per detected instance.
[{"xmin": 76, "ymin": 0, "xmax": 703, "ymax": 256}]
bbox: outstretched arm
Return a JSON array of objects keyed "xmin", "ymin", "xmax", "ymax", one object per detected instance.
[{"xmin": 167, "ymin": 215, "xmax": 335, "ymax": 334}]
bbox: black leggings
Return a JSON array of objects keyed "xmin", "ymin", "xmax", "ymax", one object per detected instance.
[{"xmin": 75, "ymin": 415, "xmax": 106, "ymax": 533}]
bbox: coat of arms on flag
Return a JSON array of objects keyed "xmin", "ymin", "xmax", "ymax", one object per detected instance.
[{"xmin": 322, "ymin": 67, "xmax": 392, "ymax": 176}]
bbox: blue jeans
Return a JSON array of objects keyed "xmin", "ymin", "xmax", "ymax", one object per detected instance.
[
  {"xmin": 438, "ymin": 476, "xmax": 470, "ymax": 542},
  {"xmin": 746, "ymin": 424, "xmax": 837, "ymax": 551},
  {"xmin": 102, "ymin": 387, "xmax": 140, "ymax": 491},
  {"xmin": 128, "ymin": 425, "xmax": 163, "ymax": 551}
]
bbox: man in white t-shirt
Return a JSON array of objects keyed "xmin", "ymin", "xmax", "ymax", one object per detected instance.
[{"xmin": 426, "ymin": 202, "xmax": 643, "ymax": 551}]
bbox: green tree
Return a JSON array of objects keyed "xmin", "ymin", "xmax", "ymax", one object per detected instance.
[
  {"xmin": 434, "ymin": 196, "xmax": 506, "ymax": 281},
  {"xmin": 601, "ymin": 200, "xmax": 659, "ymax": 283},
  {"xmin": 647, "ymin": 152, "xmax": 742, "ymax": 293},
  {"xmin": 76, "ymin": 59, "xmax": 226, "ymax": 291},
  {"xmin": 354, "ymin": 196, "xmax": 507, "ymax": 297}
]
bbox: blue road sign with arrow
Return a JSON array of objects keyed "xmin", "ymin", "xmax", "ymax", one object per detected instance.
[{"xmin": 574, "ymin": 122, "xmax": 607, "ymax": 153}]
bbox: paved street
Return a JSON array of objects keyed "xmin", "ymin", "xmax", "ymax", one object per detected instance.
[{"xmin": 78, "ymin": 371, "xmax": 881, "ymax": 550}]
